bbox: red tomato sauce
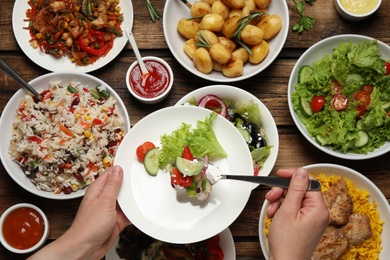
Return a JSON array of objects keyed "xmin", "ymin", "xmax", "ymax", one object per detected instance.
[
  {"xmin": 129, "ymin": 60, "xmax": 170, "ymax": 98},
  {"xmin": 2, "ymin": 207, "xmax": 45, "ymax": 249}
]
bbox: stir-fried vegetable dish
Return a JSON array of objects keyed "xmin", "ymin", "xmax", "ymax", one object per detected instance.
[{"xmin": 25, "ymin": 0, "xmax": 124, "ymax": 66}]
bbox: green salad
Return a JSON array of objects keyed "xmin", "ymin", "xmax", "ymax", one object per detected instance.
[{"xmin": 292, "ymin": 40, "xmax": 390, "ymax": 154}]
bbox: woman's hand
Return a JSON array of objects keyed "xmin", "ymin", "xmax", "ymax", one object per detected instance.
[
  {"xmin": 266, "ymin": 168, "xmax": 329, "ymax": 260},
  {"xmin": 29, "ymin": 165, "xmax": 131, "ymax": 260}
]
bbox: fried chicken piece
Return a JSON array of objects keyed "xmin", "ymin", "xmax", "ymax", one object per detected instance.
[
  {"xmin": 311, "ymin": 226, "xmax": 349, "ymax": 260},
  {"xmin": 341, "ymin": 213, "xmax": 372, "ymax": 246},
  {"xmin": 323, "ymin": 178, "xmax": 353, "ymax": 226}
]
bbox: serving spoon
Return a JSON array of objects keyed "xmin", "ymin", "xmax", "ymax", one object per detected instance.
[
  {"xmin": 125, "ymin": 28, "xmax": 149, "ymax": 76},
  {"xmin": 0, "ymin": 59, "xmax": 41, "ymax": 100}
]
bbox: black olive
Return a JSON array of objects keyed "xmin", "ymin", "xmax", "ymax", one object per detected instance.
[{"xmin": 230, "ymin": 112, "xmax": 245, "ymax": 123}]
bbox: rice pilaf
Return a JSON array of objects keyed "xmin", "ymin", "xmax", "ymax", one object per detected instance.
[
  {"xmin": 265, "ymin": 174, "xmax": 384, "ymax": 259},
  {"xmin": 9, "ymin": 80, "xmax": 126, "ymax": 194}
]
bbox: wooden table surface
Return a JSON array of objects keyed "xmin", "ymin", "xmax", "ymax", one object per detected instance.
[{"xmin": 1, "ymin": 0, "xmax": 390, "ymax": 259}]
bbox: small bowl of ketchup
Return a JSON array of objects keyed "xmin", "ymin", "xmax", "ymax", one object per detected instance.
[
  {"xmin": 0, "ymin": 203, "xmax": 49, "ymax": 254},
  {"xmin": 126, "ymin": 56, "xmax": 174, "ymax": 104}
]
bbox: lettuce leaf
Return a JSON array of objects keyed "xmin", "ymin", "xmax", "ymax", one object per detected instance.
[{"xmin": 158, "ymin": 112, "xmax": 227, "ymax": 169}]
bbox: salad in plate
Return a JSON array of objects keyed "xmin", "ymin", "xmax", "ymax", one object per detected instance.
[
  {"xmin": 292, "ymin": 40, "xmax": 390, "ymax": 154},
  {"xmin": 136, "ymin": 113, "xmax": 228, "ymax": 201},
  {"xmin": 183, "ymin": 94, "xmax": 272, "ymax": 176}
]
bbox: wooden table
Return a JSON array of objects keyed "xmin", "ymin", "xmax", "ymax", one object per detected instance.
[{"xmin": 1, "ymin": 0, "xmax": 390, "ymax": 259}]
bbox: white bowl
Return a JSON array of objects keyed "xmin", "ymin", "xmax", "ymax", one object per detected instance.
[
  {"xmin": 259, "ymin": 163, "xmax": 390, "ymax": 259},
  {"xmin": 288, "ymin": 34, "xmax": 390, "ymax": 160},
  {"xmin": 176, "ymin": 85, "xmax": 279, "ymax": 189},
  {"xmin": 126, "ymin": 56, "xmax": 174, "ymax": 104},
  {"xmin": 334, "ymin": 0, "xmax": 382, "ymax": 22},
  {"xmin": 0, "ymin": 203, "xmax": 49, "ymax": 254},
  {"xmin": 163, "ymin": 0, "xmax": 289, "ymax": 82},
  {"xmin": 0, "ymin": 72, "xmax": 131, "ymax": 199}
]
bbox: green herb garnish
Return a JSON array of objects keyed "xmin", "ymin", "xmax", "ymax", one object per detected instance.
[
  {"xmin": 146, "ymin": 0, "xmax": 162, "ymax": 22},
  {"xmin": 195, "ymin": 30, "xmax": 211, "ymax": 48},
  {"xmin": 292, "ymin": 0, "xmax": 316, "ymax": 33}
]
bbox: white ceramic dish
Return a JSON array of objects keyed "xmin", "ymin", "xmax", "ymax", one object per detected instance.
[
  {"xmin": 115, "ymin": 106, "xmax": 253, "ymax": 244},
  {"xmin": 126, "ymin": 56, "xmax": 174, "ymax": 104},
  {"xmin": 0, "ymin": 203, "xmax": 49, "ymax": 254},
  {"xmin": 288, "ymin": 34, "xmax": 390, "ymax": 160},
  {"xmin": 12, "ymin": 0, "xmax": 134, "ymax": 73},
  {"xmin": 162, "ymin": 0, "xmax": 289, "ymax": 82},
  {"xmin": 334, "ymin": 0, "xmax": 382, "ymax": 22},
  {"xmin": 176, "ymin": 85, "xmax": 279, "ymax": 189},
  {"xmin": 0, "ymin": 72, "xmax": 131, "ymax": 199},
  {"xmin": 106, "ymin": 227, "xmax": 236, "ymax": 260},
  {"xmin": 259, "ymin": 163, "xmax": 390, "ymax": 259}
]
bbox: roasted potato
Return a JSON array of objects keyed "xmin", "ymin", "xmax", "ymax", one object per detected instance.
[
  {"xmin": 211, "ymin": 1, "xmax": 231, "ymax": 21},
  {"xmin": 193, "ymin": 47, "xmax": 213, "ymax": 74},
  {"xmin": 177, "ymin": 18, "xmax": 199, "ymax": 40},
  {"xmin": 221, "ymin": 0, "xmax": 245, "ymax": 9},
  {"xmin": 254, "ymin": 0, "xmax": 271, "ymax": 9},
  {"xmin": 191, "ymin": 1, "xmax": 211, "ymax": 19},
  {"xmin": 222, "ymin": 57, "xmax": 244, "ymax": 77},
  {"xmin": 209, "ymin": 43, "xmax": 232, "ymax": 64},
  {"xmin": 257, "ymin": 14, "xmax": 282, "ymax": 40},
  {"xmin": 202, "ymin": 0, "xmax": 218, "ymax": 5},
  {"xmin": 232, "ymin": 47, "xmax": 249, "ymax": 63},
  {"xmin": 199, "ymin": 13, "xmax": 225, "ymax": 32},
  {"xmin": 218, "ymin": 36, "xmax": 236, "ymax": 52},
  {"xmin": 240, "ymin": 24, "xmax": 264, "ymax": 45},
  {"xmin": 249, "ymin": 40, "xmax": 269, "ymax": 64},
  {"xmin": 183, "ymin": 39, "xmax": 197, "ymax": 59},
  {"xmin": 195, "ymin": 30, "xmax": 219, "ymax": 48},
  {"xmin": 221, "ymin": 15, "xmax": 241, "ymax": 38}
]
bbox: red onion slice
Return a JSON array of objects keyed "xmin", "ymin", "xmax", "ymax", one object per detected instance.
[{"xmin": 197, "ymin": 94, "xmax": 228, "ymax": 119}]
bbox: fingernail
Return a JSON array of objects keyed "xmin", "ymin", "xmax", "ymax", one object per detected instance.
[
  {"xmin": 294, "ymin": 168, "xmax": 308, "ymax": 180},
  {"xmin": 111, "ymin": 165, "xmax": 123, "ymax": 176}
]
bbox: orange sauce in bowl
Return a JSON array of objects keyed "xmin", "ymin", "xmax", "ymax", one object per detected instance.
[{"xmin": 2, "ymin": 207, "xmax": 45, "ymax": 249}]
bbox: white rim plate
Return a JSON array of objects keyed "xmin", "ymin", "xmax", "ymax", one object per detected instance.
[
  {"xmin": 0, "ymin": 72, "xmax": 131, "ymax": 199},
  {"xmin": 12, "ymin": 0, "xmax": 134, "ymax": 73},
  {"xmin": 115, "ymin": 106, "xmax": 253, "ymax": 244},
  {"xmin": 162, "ymin": 0, "xmax": 289, "ymax": 82},
  {"xmin": 288, "ymin": 34, "xmax": 390, "ymax": 160},
  {"xmin": 106, "ymin": 227, "xmax": 236, "ymax": 260},
  {"xmin": 175, "ymin": 85, "xmax": 279, "ymax": 189}
]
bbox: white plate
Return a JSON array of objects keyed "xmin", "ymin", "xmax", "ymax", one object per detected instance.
[
  {"xmin": 176, "ymin": 85, "xmax": 279, "ymax": 189},
  {"xmin": 288, "ymin": 34, "xmax": 390, "ymax": 160},
  {"xmin": 12, "ymin": 0, "xmax": 133, "ymax": 73},
  {"xmin": 163, "ymin": 0, "xmax": 289, "ymax": 82},
  {"xmin": 106, "ymin": 227, "xmax": 236, "ymax": 260},
  {"xmin": 115, "ymin": 106, "xmax": 253, "ymax": 244},
  {"xmin": 0, "ymin": 72, "xmax": 130, "ymax": 200}
]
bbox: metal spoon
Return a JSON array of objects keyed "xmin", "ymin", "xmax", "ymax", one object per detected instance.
[
  {"xmin": 125, "ymin": 29, "xmax": 149, "ymax": 76},
  {"xmin": 0, "ymin": 59, "xmax": 41, "ymax": 100}
]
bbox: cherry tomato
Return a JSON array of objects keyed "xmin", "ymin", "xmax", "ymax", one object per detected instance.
[
  {"xmin": 331, "ymin": 80, "xmax": 343, "ymax": 94},
  {"xmin": 253, "ymin": 163, "xmax": 260, "ymax": 176},
  {"xmin": 385, "ymin": 62, "xmax": 390, "ymax": 75},
  {"xmin": 136, "ymin": 141, "xmax": 155, "ymax": 162},
  {"xmin": 181, "ymin": 145, "xmax": 194, "ymax": 160},
  {"xmin": 361, "ymin": 85, "xmax": 373, "ymax": 94},
  {"xmin": 170, "ymin": 167, "xmax": 193, "ymax": 187},
  {"xmin": 387, "ymin": 110, "xmax": 390, "ymax": 117},
  {"xmin": 355, "ymin": 90, "xmax": 371, "ymax": 106},
  {"xmin": 356, "ymin": 105, "xmax": 366, "ymax": 119},
  {"xmin": 330, "ymin": 94, "xmax": 348, "ymax": 111},
  {"xmin": 310, "ymin": 96, "xmax": 326, "ymax": 113}
]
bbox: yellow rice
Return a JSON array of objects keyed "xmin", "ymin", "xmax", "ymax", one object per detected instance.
[{"xmin": 264, "ymin": 174, "xmax": 384, "ymax": 259}]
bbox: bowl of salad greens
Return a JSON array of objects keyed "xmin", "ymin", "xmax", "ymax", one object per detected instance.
[
  {"xmin": 288, "ymin": 34, "xmax": 390, "ymax": 160},
  {"xmin": 176, "ymin": 85, "xmax": 279, "ymax": 189}
]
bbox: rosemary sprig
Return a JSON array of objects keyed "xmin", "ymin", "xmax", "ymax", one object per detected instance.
[
  {"xmin": 195, "ymin": 30, "xmax": 211, "ymax": 48},
  {"xmin": 146, "ymin": 0, "xmax": 162, "ymax": 22},
  {"xmin": 231, "ymin": 11, "xmax": 264, "ymax": 56}
]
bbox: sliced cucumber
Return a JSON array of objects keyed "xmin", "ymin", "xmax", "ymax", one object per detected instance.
[
  {"xmin": 144, "ymin": 147, "xmax": 160, "ymax": 176},
  {"xmin": 236, "ymin": 126, "xmax": 251, "ymax": 143},
  {"xmin": 299, "ymin": 96, "xmax": 313, "ymax": 117},
  {"xmin": 315, "ymin": 134, "xmax": 328, "ymax": 146},
  {"xmin": 345, "ymin": 74, "xmax": 363, "ymax": 86},
  {"xmin": 298, "ymin": 65, "xmax": 313, "ymax": 84},
  {"xmin": 355, "ymin": 130, "xmax": 369, "ymax": 148},
  {"xmin": 175, "ymin": 157, "xmax": 205, "ymax": 176},
  {"xmin": 381, "ymin": 101, "xmax": 390, "ymax": 111}
]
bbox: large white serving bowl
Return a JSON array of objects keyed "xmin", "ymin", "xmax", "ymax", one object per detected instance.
[
  {"xmin": 0, "ymin": 72, "xmax": 131, "ymax": 200},
  {"xmin": 163, "ymin": 0, "xmax": 289, "ymax": 82},
  {"xmin": 259, "ymin": 163, "xmax": 390, "ymax": 259},
  {"xmin": 115, "ymin": 106, "xmax": 253, "ymax": 244},
  {"xmin": 176, "ymin": 85, "xmax": 279, "ymax": 189},
  {"xmin": 288, "ymin": 34, "xmax": 390, "ymax": 160}
]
